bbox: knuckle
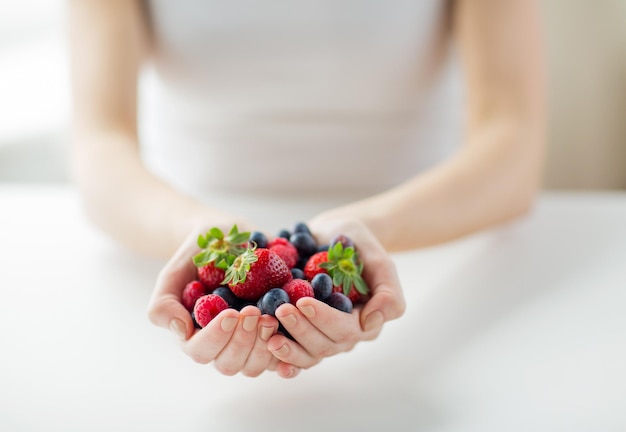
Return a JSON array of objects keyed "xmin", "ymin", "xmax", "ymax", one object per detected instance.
[
  {"xmin": 188, "ymin": 351, "xmax": 211, "ymax": 365},
  {"xmin": 214, "ymin": 362, "xmax": 238, "ymax": 376},
  {"xmin": 241, "ymin": 367, "xmax": 263, "ymax": 378}
]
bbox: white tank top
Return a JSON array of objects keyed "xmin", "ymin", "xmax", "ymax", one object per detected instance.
[{"xmin": 138, "ymin": 0, "xmax": 463, "ymax": 214}]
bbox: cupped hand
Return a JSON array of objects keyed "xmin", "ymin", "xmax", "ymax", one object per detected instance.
[
  {"xmin": 147, "ymin": 225, "xmax": 297, "ymax": 377},
  {"xmin": 267, "ymin": 217, "xmax": 406, "ymax": 375}
]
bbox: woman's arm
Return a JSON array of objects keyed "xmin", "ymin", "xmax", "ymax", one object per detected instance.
[
  {"xmin": 68, "ymin": 0, "xmax": 248, "ymax": 259},
  {"xmin": 312, "ymin": 0, "xmax": 546, "ymax": 251}
]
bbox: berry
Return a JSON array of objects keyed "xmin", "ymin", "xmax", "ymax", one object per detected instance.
[
  {"xmin": 258, "ymin": 288, "xmax": 290, "ymax": 316},
  {"xmin": 197, "ymin": 262, "xmax": 226, "ymax": 291},
  {"xmin": 317, "ymin": 244, "xmax": 330, "ymax": 252},
  {"xmin": 290, "ymin": 232, "xmax": 318, "ymax": 258},
  {"xmin": 223, "ymin": 247, "xmax": 293, "ymax": 301},
  {"xmin": 329, "ymin": 234, "xmax": 355, "ymax": 249},
  {"xmin": 303, "ymin": 251, "xmax": 329, "ymax": 280},
  {"xmin": 193, "ymin": 225, "xmax": 251, "ymax": 270},
  {"xmin": 212, "ymin": 286, "xmax": 241, "ymax": 309},
  {"xmin": 193, "ymin": 294, "xmax": 229, "ymax": 327},
  {"xmin": 191, "ymin": 311, "xmax": 202, "ymax": 329},
  {"xmin": 320, "ymin": 242, "xmax": 369, "ymax": 301},
  {"xmin": 182, "ymin": 280, "xmax": 206, "ymax": 312},
  {"xmin": 277, "ymin": 229, "xmax": 291, "ymax": 240},
  {"xmin": 283, "ymin": 279, "xmax": 314, "ymax": 304},
  {"xmin": 293, "ymin": 222, "xmax": 312, "ymax": 235},
  {"xmin": 333, "ymin": 284, "xmax": 362, "ymax": 303},
  {"xmin": 269, "ymin": 239, "xmax": 299, "ymax": 269},
  {"xmin": 249, "ymin": 231, "xmax": 268, "ymax": 249},
  {"xmin": 327, "ymin": 292, "xmax": 353, "ymax": 313},
  {"xmin": 311, "ymin": 273, "xmax": 333, "ymax": 301},
  {"xmin": 290, "ymin": 268, "xmax": 305, "ymax": 279}
]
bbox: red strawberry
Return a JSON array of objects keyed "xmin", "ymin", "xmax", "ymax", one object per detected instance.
[
  {"xmin": 182, "ymin": 280, "xmax": 206, "ymax": 312},
  {"xmin": 319, "ymin": 243, "xmax": 369, "ymax": 304},
  {"xmin": 268, "ymin": 238, "xmax": 299, "ymax": 269},
  {"xmin": 193, "ymin": 294, "xmax": 228, "ymax": 327},
  {"xmin": 223, "ymin": 248, "xmax": 293, "ymax": 301},
  {"xmin": 283, "ymin": 279, "xmax": 314, "ymax": 304},
  {"xmin": 197, "ymin": 262, "xmax": 225, "ymax": 291},
  {"xmin": 333, "ymin": 284, "xmax": 362, "ymax": 304},
  {"xmin": 303, "ymin": 251, "xmax": 329, "ymax": 280}
]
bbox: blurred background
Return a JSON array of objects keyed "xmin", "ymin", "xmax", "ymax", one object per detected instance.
[{"xmin": 0, "ymin": 0, "xmax": 625, "ymax": 188}]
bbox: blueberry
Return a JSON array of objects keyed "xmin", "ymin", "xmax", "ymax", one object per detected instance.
[
  {"xmin": 311, "ymin": 273, "xmax": 333, "ymax": 301},
  {"xmin": 295, "ymin": 256, "xmax": 309, "ymax": 270},
  {"xmin": 277, "ymin": 229, "xmax": 291, "ymax": 240},
  {"xmin": 191, "ymin": 311, "xmax": 202, "ymax": 329},
  {"xmin": 258, "ymin": 288, "xmax": 290, "ymax": 316},
  {"xmin": 290, "ymin": 232, "xmax": 317, "ymax": 258},
  {"xmin": 293, "ymin": 222, "xmax": 312, "ymax": 235},
  {"xmin": 327, "ymin": 292, "xmax": 353, "ymax": 313},
  {"xmin": 330, "ymin": 234, "xmax": 354, "ymax": 249},
  {"xmin": 290, "ymin": 268, "xmax": 305, "ymax": 280},
  {"xmin": 249, "ymin": 231, "xmax": 268, "ymax": 249},
  {"xmin": 212, "ymin": 286, "xmax": 241, "ymax": 309},
  {"xmin": 317, "ymin": 244, "xmax": 329, "ymax": 252}
]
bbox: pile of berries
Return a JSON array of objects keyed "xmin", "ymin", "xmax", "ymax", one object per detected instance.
[{"xmin": 182, "ymin": 223, "xmax": 369, "ymax": 329}]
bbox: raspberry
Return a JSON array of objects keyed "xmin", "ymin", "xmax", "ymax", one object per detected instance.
[
  {"xmin": 193, "ymin": 294, "xmax": 229, "ymax": 328},
  {"xmin": 182, "ymin": 280, "xmax": 206, "ymax": 312},
  {"xmin": 269, "ymin": 241, "xmax": 299, "ymax": 269},
  {"xmin": 282, "ymin": 279, "xmax": 314, "ymax": 304},
  {"xmin": 197, "ymin": 262, "xmax": 225, "ymax": 290}
]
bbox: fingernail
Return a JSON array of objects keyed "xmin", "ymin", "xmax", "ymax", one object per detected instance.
[
  {"xmin": 273, "ymin": 344, "xmax": 289, "ymax": 356},
  {"xmin": 243, "ymin": 315, "xmax": 259, "ymax": 332},
  {"xmin": 221, "ymin": 316, "xmax": 238, "ymax": 332},
  {"xmin": 169, "ymin": 319, "xmax": 186, "ymax": 340},
  {"xmin": 279, "ymin": 314, "xmax": 297, "ymax": 328},
  {"xmin": 260, "ymin": 325, "xmax": 274, "ymax": 341},
  {"xmin": 299, "ymin": 305, "xmax": 315, "ymax": 318},
  {"xmin": 286, "ymin": 367, "xmax": 295, "ymax": 378},
  {"xmin": 363, "ymin": 311, "xmax": 384, "ymax": 332}
]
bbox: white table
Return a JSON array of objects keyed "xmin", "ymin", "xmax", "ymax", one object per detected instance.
[{"xmin": 1, "ymin": 185, "xmax": 625, "ymax": 432}]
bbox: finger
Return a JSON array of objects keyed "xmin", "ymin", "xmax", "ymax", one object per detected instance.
[
  {"xmin": 213, "ymin": 306, "xmax": 261, "ymax": 376},
  {"xmin": 182, "ymin": 309, "xmax": 239, "ymax": 364},
  {"xmin": 241, "ymin": 314, "xmax": 279, "ymax": 377},
  {"xmin": 267, "ymin": 331, "xmax": 320, "ymax": 370},
  {"xmin": 147, "ymin": 232, "xmax": 201, "ymax": 339},
  {"xmin": 295, "ymin": 297, "xmax": 367, "ymax": 343},
  {"xmin": 275, "ymin": 361, "xmax": 302, "ymax": 379},
  {"xmin": 359, "ymin": 253, "xmax": 406, "ymax": 331}
]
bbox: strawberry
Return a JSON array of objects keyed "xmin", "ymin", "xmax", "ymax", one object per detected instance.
[
  {"xmin": 197, "ymin": 262, "xmax": 225, "ymax": 291},
  {"xmin": 223, "ymin": 247, "xmax": 293, "ymax": 301},
  {"xmin": 333, "ymin": 284, "xmax": 362, "ymax": 304},
  {"xmin": 193, "ymin": 225, "xmax": 250, "ymax": 270},
  {"xmin": 319, "ymin": 242, "xmax": 369, "ymax": 302},
  {"xmin": 303, "ymin": 251, "xmax": 329, "ymax": 280},
  {"xmin": 182, "ymin": 280, "xmax": 206, "ymax": 312},
  {"xmin": 283, "ymin": 279, "xmax": 314, "ymax": 304},
  {"xmin": 193, "ymin": 294, "xmax": 229, "ymax": 327},
  {"xmin": 268, "ymin": 237, "xmax": 299, "ymax": 268}
]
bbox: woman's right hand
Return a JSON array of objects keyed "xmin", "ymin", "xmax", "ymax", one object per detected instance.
[{"xmin": 147, "ymin": 226, "xmax": 293, "ymax": 377}]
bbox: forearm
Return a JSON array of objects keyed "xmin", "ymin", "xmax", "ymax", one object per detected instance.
[
  {"xmin": 72, "ymin": 130, "xmax": 243, "ymax": 259},
  {"xmin": 316, "ymin": 118, "xmax": 544, "ymax": 252}
]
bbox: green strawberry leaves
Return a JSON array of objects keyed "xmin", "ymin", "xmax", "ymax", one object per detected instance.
[
  {"xmin": 193, "ymin": 225, "xmax": 250, "ymax": 270},
  {"xmin": 222, "ymin": 246, "xmax": 258, "ymax": 286},
  {"xmin": 320, "ymin": 242, "xmax": 369, "ymax": 296}
]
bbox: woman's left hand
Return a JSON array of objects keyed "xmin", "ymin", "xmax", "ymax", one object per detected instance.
[{"xmin": 267, "ymin": 217, "xmax": 406, "ymax": 377}]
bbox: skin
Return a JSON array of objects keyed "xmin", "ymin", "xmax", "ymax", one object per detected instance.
[{"xmin": 69, "ymin": 0, "xmax": 545, "ymax": 378}]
